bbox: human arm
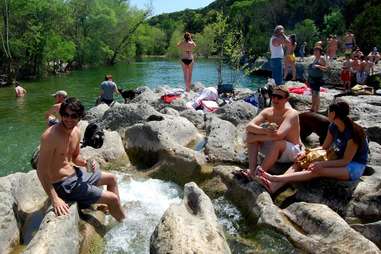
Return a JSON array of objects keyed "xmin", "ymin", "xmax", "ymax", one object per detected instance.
[
  {"xmin": 44, "ymin": 104, "xmax": 59, "ymax": 121},
  {"xmin": 308, "ymin": 139, "xmax": 359, "ymax": 170},
  {"xmin": 246, "ymin": 109, "xmax": 273, "ymax": 135},
  {"xmin": 315, "ymin": 57, "xmax": 328, "ymax": 71},
  {"xmin": 114, "ymin": 82, "xmax": 120, "ymax": 95},
  {"xmin": 37, "ymin": 133, "xmax": 70, "ymax": 216}
]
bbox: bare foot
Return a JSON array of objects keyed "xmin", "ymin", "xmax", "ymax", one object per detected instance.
[{"xmin": 257, "ymin": 176, "xmax": 274, "ymax": 193}]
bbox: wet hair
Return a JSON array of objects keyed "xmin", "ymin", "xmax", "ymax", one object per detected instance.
[
  {"xmin": 184, "ymin": 32, "xmax": 192, "ymax": 42},
  {"xmin": 59, "ymin": 97, "xmax": 85, "ymax": 119},
  {"xmin": 329, "ymin": 100, "xmax": 366, "ymax": 147}
]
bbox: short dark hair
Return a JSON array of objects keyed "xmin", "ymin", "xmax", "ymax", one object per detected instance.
[{"xmin": 59, "ymin": 97, "xmax": 85, "ymax": 119}]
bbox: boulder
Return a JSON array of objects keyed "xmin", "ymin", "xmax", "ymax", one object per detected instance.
[
  {"xmin": 80, "ymin": 130, "xmax": 127, "ymax": 167},
  {"xmin": 101, "ymin": 103, "xmax": 162, "ymax": 131},
  {"xmin": 125, "ymin": 116, "xmax": 206, "ymax": 184},
  {"xmin": 0, "ymin": 178, "xmax": 19, "ymax": 254},
  {"xmin": 215, "ymin": 101, "xmax": 257, "ymax": 125},
  {"xmin": 369, "ymin": 142, "xmax": 381, "ymax": 165},
  {"xmin": 130, "ymin": 87, "xmax": 161, "ymax": 108},
  {"xmin": 213, "ymin": 166, "xmax": 381, "ymax": 253},
  {"xmin": 0, "ymin": 171, "xmax": 48, "ymax": 254},
  {"xmin": 205, "ymin": 117, "xmax": 247, "ymax": 164},
  {"xmin": 83, "ymin": 103, "xmax": 109, "ymax": 123},
  {"xmin": 352, "ymin": 221, "xmax": 381, "ymax": 249},
  {"xmin": 150, "ymin": 182, "xmax": 231, "ymax": 254},
  {"xmin": 180, "ymin": 109, "xmax": 205, "ymax": 129},
  {"xmin": 159, "ymin": 107, "xmax": 180, "ymax": 116},
  {"xmin": 23, "ymin": 204, "xmax": 80, "ymax": 254}
]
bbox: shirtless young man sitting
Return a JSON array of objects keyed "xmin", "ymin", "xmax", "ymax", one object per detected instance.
[
  {"xmin": 243, "ymin": 86, "xmax": 303, "ymax": 180},
  {"xmin": 37, "ymin": 97, "xmax": 125, "ymax": 221},
  {"xmin": 45, "ymin": 90, "xmax": 67, "ymax": 127}
]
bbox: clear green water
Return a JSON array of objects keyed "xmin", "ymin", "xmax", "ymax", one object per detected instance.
[{"xmin": 0, "ymin": 58, "xmax": 265, "ymax": 176}]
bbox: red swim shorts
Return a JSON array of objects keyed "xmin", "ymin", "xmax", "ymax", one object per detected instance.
[{"xmin": 341, "ymin": 70, "xmax": 351, "ymax": 82}]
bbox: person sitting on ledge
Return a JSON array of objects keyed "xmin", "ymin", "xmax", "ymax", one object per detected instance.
[
  {"xmin": 37, "ymin": 97, "xmax": 125, "ymax": 221},
  {"xmin": 240, "ymin": 86, "xmax": 303, "ymax": 181},
  {"xmin": 256, "ymin": 100, "xmax": 369, "ymax": 193}
]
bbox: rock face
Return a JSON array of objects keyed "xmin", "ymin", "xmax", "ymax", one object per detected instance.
[
  {"xmin": 125, "ymin": 116, "xmax": 206, "ymax": 184},
  {"xmin": 205, "ymin": 116, "xmax": 247, "ymax": 164},
  {"xmin": 101, "ymin": 103, "xmax": 162, "ymax": 131},
  {"xmin": 214, "ymin": 165, "xmax": 381, "ymax": 254},
  {"xmin": 23, "ymin": 204, "xmax": 80, "ymax": 254},
  {"xmin": 150, "ymin": 182, "xmax": 231, "ymax": 254},
  {"xmin": 215, "ymin": 101, "xmax": 257, "ymax": 126},
  {"xmin": 0, "ymin": 171, "xmax": 48, "ymax": 254},
  {"xmin": 83, "ymin": 103, "xmax": 109, "ymax": 123}
]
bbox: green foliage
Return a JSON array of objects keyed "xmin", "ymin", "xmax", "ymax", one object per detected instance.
[
  {"xmin": 292, "ymin": 19, "xmax": 319, "ymax": 53},
  {"xmin": 322, "ymin": 9, "xmax": 346, "ymax": 37},
  {"xmin": 166, "ymin": 24, "xmax": 185, "ymax": 58},
  {"xmin": 351, "ymin": 4, "xmax": 381, "ymax": 53}
]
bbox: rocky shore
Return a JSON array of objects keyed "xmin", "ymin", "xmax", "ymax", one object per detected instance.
[{"xmin": 1, "ymin": 79, "xmax": 380, "ymax": 253}]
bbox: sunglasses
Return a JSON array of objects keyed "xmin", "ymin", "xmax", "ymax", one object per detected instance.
[
  {"xmin": 271, "ymin": 94, "xmax": 286, "ymax": 100},
  {"xmin": 61, "ymin": 111, "xmax": 80, "ymax": 119}
]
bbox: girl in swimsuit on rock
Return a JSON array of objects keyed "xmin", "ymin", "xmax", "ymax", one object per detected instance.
[
  {"xmin": 177, "ymin": 32, "xmax": 196, "ymax": 92},
  {"xmin": 284, "ymin": 34, "xmax": 297, "ymax": 81}
]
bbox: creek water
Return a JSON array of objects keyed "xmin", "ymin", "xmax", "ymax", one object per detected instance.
[{"xmin": 0, "ymin": 58, "xmax": 265, "ymax": 176}]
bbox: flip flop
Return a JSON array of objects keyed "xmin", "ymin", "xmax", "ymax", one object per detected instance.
[{"xmin": 257, "ymin": 176, "xmax": 273, "ymax": 193}]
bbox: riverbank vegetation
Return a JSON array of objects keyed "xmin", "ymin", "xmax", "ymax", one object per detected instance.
[{"xmin": 1, "ymin": 0, "xmax": 380, "ymax": 82}]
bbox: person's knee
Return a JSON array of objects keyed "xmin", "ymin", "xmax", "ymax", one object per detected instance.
[
  {"xmin": 273, "ymin": 141, "xmax": 284, "ymax": 150},
  {"xmin": 104, "ymin": 192, "xmax": 119, "ymax": 206}
]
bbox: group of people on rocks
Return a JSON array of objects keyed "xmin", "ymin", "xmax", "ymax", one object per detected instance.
[{"xmin": 33, "ymin": 26, "xmax": 370, "ymax": 224}]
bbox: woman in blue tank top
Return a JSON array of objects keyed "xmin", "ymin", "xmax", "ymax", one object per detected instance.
[{"xmin": 254, "ymin": 100, "xmax": 369, "ymax": 193}]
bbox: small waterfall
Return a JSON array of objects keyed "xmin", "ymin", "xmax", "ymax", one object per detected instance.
[{"xmin": 104, "ymin": 174, "xmax": 182, "ymax": 253}]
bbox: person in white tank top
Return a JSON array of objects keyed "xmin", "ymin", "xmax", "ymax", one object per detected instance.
[{"xmin": 269, "ymin": 25, "xmax": 290, "ymax": 85}]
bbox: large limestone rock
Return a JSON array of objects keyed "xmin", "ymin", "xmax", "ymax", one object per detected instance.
[
  {"xmin": 101, "ymin": 103, "xmax": 162, "ymax": 131},
  {"xmin": 215, "ymin": 101, "xmax": 257, "ymax": 125},
  {"xmin": 205, "ymin": 116, "xmax": 247, "ymax": 164},
  {"xmin": 125, "ymin": 116, "xmax": 206, "ymax": 184},
  {"xmin": 0, "ymin": 171, "xmax": 48, "ymax": 254},
  {"xmin": 352, "ymin": 221, "xmax": 381, "ymax": 249},
  {"xmin": 81, "ymin": 129, "xmax": 127, "ymax": 166},
  {"xmin": 130, "ymin": 87, "xmax": 161, "ymax": 108},
  {"xmin": 83, "ymin": 103, "xmax": 109, "ymax": 123},
  {"xmin": 214, "ymin": 165, "xmax": 381, "ymax": 254},
  {"xmin": 150, "ymin": 182, "xmax": 231, "ymax": 254},
  {"xmin": 23, "ymin": 204, "xmax": 80, "ymax": 254},
  {"xmin": 369, "ymin": 142, "xmax": 381, "ymax": 165},
  {"xmin": 180, "ymin": 109, "xmax": 205, "ymax": 129}
]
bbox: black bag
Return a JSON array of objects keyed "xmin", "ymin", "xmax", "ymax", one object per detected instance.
[{"xmin": 82, "ymin": 123, "xmax": 105, "ymax": 149}]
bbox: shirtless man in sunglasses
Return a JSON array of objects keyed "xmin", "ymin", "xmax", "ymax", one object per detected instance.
[
  {"xmin": 37, "ymin": 97, "xmax": 125, "ymax": 221},
  {"xmin": 242, "ymin": 86, "xmax": 303, "ymax": 181}
]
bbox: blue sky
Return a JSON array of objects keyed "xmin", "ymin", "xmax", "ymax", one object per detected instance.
[{"xmin": 129, "ymin": 0, "xmax": 215, "ymax": 15}]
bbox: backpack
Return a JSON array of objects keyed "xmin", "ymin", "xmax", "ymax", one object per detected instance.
[{"xmin": 82, "ymin": 123, "xmax": 105, "ymax": 149}]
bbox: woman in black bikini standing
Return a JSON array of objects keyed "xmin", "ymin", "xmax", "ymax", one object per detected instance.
[{"xmin": 177, "ymin": 32, "xmax": 196, "ymax": 92}]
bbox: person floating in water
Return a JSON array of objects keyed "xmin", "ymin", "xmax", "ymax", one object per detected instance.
[
  {"xmin": 37, "ymin": 97, "xmax": 125, "ymax": 221},
  {"xmin": 99, "ymin": 74, "xmax": 119, "ymax": 106},
  {"xmin": 15, "ymin": 82, "xmax": 27, "ymax": 97},
  {"xmin": 177, "ymin": 32, "xmax": 196, "ymax": 93},
  {"xmin": 45, "ymin": 90, "xmax": 67, "ymax": 127}
]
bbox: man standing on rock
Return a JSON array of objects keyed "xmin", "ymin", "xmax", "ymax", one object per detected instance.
[
  {"xmin": 37, "ymin": 97, "xmax": 125, "ymax": 221},
  {"xmin": 270, "ymin": 25, "xmax": 290, "ymax": 85},
  {"xmin": 100, "ymin": 74, "xmax": 119, "ymax": 106},
  {"xmin": 243, "ymin": 86, "xmax": 303, "ymax": 179}
]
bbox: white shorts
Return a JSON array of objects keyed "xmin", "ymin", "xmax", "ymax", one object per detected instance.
[{"xmin": 260, "ymin": 141, "xmax": 303, "ymax": 163}]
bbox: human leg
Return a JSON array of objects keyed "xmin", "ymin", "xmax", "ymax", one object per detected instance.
[
  {"xmin": 291, "ymin": 61, "xmax": 296, "ymax": 80},
  {"xmin": 97, "ymin": 191, "xmax": 125, "ymax": 222},
  {"xmin": 260, "ymin": 140, "xmax": 287, "ymax": 172},
  {"xmin": 246, "ymin": 133, "xmax": 260, "ymax": 171},
  {"xmin": 181, "ymin": 63, "xmax": 187, "ymax": 91},
  {"xmin": 271, "ymin": 58, "xmax": 283, "ymax": 85},
  {"xmin": 187, "ymin": 62, "xmax": 194, "ymax": 91},
  {"xmin": 257, "ymin": 164, "xmax": 298, "ymax": 193},
  {"xmin": 97, "ymin": 171, "xmax": 120, "ymax": 200},
  {"xmin": 283, "ymin": 58, "xmax": 289, "ymax": 80}
]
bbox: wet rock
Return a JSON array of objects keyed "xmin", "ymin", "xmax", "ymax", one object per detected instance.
[
  {"xmin": 150, "ymin": 182, "xmax": 231, "ymax": 254},
  {"xmin": 180, "ymin": 109, "xmax": 205, "ymax": 129},
  {"xmin": 23, "ymin": 203, "xmax": 80, "ymax": 254},
  {"xmin": 83, "ymin": 103, "xmax": 109, "ymax": 123},
  {"xmin": 215, "ymin": 101, "xmax": 257, "ymax": 125},
  {"xmin": 101, "ymin": 103, "xmax": 162, "ymax": 131},
  {"xmin": 205, "ymin": 117, "xmax": 247, "ymax": 164}
]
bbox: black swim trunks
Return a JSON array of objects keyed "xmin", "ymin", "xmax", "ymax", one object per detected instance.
[
  {"xmin": 53, "ymin": 167, "xmax": 103, "ymax": 209},
  {"xmin": 181, "ymin": 59, "xmax": 193, "ymax": 65},
  {"xmin": 100, "ymin": 97, "xmax": 114, "ymax": 106}
]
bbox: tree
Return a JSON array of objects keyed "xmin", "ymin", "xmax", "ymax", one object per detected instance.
[
  {"xmin": 322, "ymin": 9, "xmax": 346, "ymax": 37},
  {"xmin": 292, "ymin": 19, "xmax": 319, "ymax": 54}
]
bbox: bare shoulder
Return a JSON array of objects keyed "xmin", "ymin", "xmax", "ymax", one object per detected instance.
[
  {"xmin": 40, "ymin": 126, "xmax": 59, "ymax": 147},
  {"xmin": 260, "ymin": 108, "xmax": 273, "ymax": 118},
  {"xmin": 285, "ymin": 108, "xmax": 299, "ymax": 119}
]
